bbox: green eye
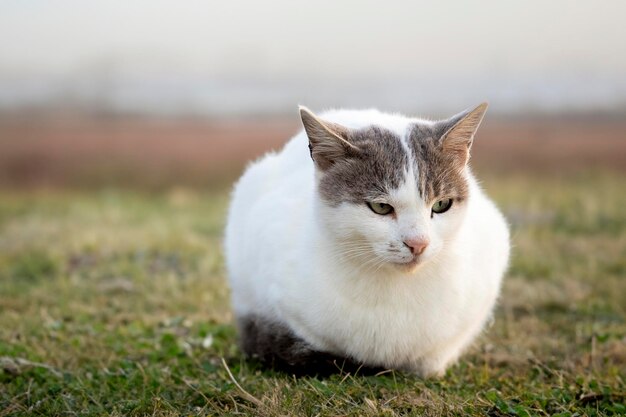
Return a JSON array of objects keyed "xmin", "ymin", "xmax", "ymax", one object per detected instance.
[
  {"xmin": 432, "ymin": 198, "xmax": 453, "ymax": 214},
  {"xmin": 367, "ymin": 202, "xmax": 394, "ymax": 215}
]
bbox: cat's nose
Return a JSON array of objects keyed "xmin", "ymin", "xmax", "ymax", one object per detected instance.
[{"xmin": 403, "ymin": 238, "xmax": 429, "ymax": 256}]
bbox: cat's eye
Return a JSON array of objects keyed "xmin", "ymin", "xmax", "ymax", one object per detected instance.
[
  {"xmin": 432, "ymin": 198, "xmax": 453, "ymax": 214},
  {"xmin": 367, "ymin": 202, "xmax": 394, "ymax": 215}
]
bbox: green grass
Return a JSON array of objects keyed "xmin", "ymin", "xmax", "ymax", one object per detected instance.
[{"xmin": 1, "ymin": 173, "xmax": 625, "ymax": 416}]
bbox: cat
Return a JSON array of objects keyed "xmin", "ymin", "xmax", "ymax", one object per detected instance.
[{"xmin": 224, "ymin": 103, "xmax": 510, "ymax": 377}]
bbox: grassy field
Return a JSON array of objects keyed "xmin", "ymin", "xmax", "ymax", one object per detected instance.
[{"xmin": 1, "ymin": 171, "xmax": 625, "ymax": 416}]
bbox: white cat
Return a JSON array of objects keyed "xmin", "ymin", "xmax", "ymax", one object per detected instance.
[{"xmin": 225, "ymin": 103, "xmax": 510, "ymax": 377}]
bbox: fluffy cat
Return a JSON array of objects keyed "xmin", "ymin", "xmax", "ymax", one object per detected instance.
[{"xmin": 224, "ymin": 103, "xmax": 510, "ymax": 377}]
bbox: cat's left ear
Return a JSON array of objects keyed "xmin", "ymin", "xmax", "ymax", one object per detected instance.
[{"xmin": 439, "ymin": 102, "xmax": 488, "ymax": 164}]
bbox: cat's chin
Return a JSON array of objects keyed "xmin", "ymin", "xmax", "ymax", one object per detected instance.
[{"xmin": 393, "ymin": 258, "xmax": 422, "ymax": 274}]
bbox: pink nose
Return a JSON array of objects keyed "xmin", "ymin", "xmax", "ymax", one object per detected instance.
[{"xmin": 403, "ymin": 238, "xmax": 429, "ymax": 256}]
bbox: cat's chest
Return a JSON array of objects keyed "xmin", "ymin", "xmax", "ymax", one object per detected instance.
[{"xmin": 276, "ymin": 259, "xmax": 468, "ymax": 354}]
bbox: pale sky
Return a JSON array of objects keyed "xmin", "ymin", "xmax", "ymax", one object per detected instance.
[{"xmin": 1, "ymin": 1, "xmax": 625, "ymax": 114}]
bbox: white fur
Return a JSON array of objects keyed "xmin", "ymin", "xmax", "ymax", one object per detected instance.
[{"xmin": 224, "ymin": 109, "xmax": 510, "ymax": 376}]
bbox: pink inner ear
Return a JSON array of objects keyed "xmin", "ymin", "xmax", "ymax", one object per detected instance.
[
  {"xmin": 442, "ymin": 118, "xmax": 479, "ymax": 150},
  {"xmin": 441, "ymin": 104, "xmax": 487, "ymax": 162},
  {"xmin": 442, "ymin": 133, "xmax": 472, "ymax": 165}
]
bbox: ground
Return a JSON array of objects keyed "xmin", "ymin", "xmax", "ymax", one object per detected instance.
[{"xmin": 0, "ymin": 116, "xmax": 625, "ymax": 416}]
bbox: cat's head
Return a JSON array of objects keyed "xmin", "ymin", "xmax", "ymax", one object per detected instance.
[{"xmin": 300, "ymin": 104, "xmax": 487, "ymax": 274}]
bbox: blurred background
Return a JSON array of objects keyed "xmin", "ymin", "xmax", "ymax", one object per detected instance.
[{"xmin": 1, "ymin": 0, "xmax": 625, "ymax": 189}]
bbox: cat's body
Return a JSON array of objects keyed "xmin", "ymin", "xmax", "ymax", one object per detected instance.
[{"xmin": 225, "ymin": 105, "xmax": 510, "ymax": 377}]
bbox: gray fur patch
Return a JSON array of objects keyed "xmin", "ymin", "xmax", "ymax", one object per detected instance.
[
  {"xmin": 238, "ymin": 315, "xmax": 384, "ymax": 376},
  {"xmin": 317, "ymin": 126, "xmax": 408, "ymax": 206},
  {"xmin": 407, "ymin": 122, "xmax": 469, "ymax": 203}
]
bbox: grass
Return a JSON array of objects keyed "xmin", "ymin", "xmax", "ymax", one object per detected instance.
[{"xmin": 0, "ymin": 172, "xmax": 625, "ymax": 416}]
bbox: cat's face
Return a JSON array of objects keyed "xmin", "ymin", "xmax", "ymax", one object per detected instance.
[{"xmin": 301, "ymin": 104, "xmax": 487, "ymax": 274}]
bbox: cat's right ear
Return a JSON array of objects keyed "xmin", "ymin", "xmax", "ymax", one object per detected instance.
[{"xmin": 299, "ymin": 106, "xmax": 359, "ymax": 171}]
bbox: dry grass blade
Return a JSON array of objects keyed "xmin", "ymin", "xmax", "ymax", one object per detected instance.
[
  {"xmin": 0, "ymin": 356, "xmax": 63, "ymax": 378},
  {"xmin": 220, "ymin": 357, "xmax": 264, "ymax": 409}
]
